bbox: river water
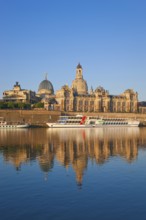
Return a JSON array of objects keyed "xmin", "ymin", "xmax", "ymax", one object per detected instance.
[{"xmin": 0, "ymin": 127, "xmax": 146, "ymax": 220}]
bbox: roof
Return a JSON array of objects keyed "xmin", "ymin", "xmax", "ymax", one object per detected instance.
[
  {"xmin": 38, "ymin": 79, "xmax": 54, "ymax": 94},
  {"xmin": 76, "ymin": 63, "xmax": 82, "ymax": 69}
]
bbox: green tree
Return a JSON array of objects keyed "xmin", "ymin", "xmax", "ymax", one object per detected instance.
[
  {"xmin": 0, "ymin": 102, "xmax": 7, "ymax": 109},
  {"xmin": 33, "ymin": 102, "xmax": 44, "ymax": 108},
  {"xmin": 17, "ymin": 102, "xmax": 25, "ymax": 109},
  {"xmin": 7, "ymin": 102, "xmax": 15, "ymax": 109},
  {"xmin": 23, "ymin": 103, "xmax": 31, "ymax": 109}
]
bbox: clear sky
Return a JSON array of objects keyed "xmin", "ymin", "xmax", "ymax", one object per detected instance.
[{"xmin": 0, "ymin": 0, "xmax": 146, "ymax": 100}]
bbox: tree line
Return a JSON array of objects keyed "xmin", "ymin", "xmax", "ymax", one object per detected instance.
[{"xmin": 0, "ymin": 102, "xmax": 44, "ymax": 109}]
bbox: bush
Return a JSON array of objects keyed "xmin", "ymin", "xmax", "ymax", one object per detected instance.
[
  {"xmin": 33, "ymin": 102, "xmax": 44, "ymax": 108},
  {"xmin": 0, "ymin": 102, "xmax": 7, "ymax": 109},
  {"xmin": 0, "ymin": 102, "xmax": 31, "ymax": 109}
]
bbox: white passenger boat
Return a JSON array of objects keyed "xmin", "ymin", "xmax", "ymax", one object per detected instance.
[
  {"xmin": 46, "ymin": 115, "xmax": 140, "ymax": 128},
  {"xmin": 0, "ymin": 117, "xmax": 30, "ymax": 129}
]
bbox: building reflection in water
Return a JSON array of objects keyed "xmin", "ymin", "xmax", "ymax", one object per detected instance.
[{"xmin": 0, "ymin": 127, "xmax": 146, "ymax": 185}]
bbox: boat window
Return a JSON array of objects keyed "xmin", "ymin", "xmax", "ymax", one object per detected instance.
[{"xmin": 90, "ymin": 121, "xmax": 95, "ymax": 125}]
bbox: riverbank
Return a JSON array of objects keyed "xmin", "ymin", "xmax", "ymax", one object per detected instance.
[
  {"xmin": 0, "ymin": 109, "xmax": 146, "ymax": 127},
  {"xmin": 0, "ymin": 109, "xmax": 60, "ymax": 127}
]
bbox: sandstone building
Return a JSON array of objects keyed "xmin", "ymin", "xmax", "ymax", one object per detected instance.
[
  {"xmin": 55, "ymin": 64, "xmax": 138, "ymax": 113},
  {"xmin": 2, "ymin": 64, "xmax": 139, "ymax": 113},
  {"xmin": 3, "ymin": 82, "xmax": 37, "ymax": 103},
  {"xmin": 37, "ymin": 75, "xmax": 57, "ymax": 110}
]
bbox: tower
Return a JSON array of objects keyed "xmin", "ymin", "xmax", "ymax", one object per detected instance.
[
  {"xmin": 71, "ymin": 63, "xmax": 88, "ymax": 95},
  {"xmin": 75, "ymin": 63, "xmax": 83, "ymax": 79}
]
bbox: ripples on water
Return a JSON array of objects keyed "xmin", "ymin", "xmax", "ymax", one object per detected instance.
[{"xmin": 0, "ymin": 127, "xmax": 146, "ymax": 220}]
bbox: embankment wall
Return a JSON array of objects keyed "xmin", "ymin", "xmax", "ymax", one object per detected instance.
[
  {"xmin": 0, "ymin": 110, "xmax": 61, "ymax": 127},
  {"xmin": 0, "ymin": 110, "xmax": 146, "ymax": 126}
]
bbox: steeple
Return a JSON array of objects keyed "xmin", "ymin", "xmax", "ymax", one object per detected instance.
[
  {"xmin": 76, "ymin": 63, "xmax": 82, "ymax": 69},
  {"xmin": 71, "ymin": 63, "xmax": 88, "ymax": 95},
  {"xmin": 90, "ymin": 86, "xmax": 94, "ymax": 95},
  {"xmin": 76, "ymin": 63, "xmax": 83, "ymax": 79},
  {"xmin": 45, "ymin": 72, "xmax": 48, "ymax": 80}
]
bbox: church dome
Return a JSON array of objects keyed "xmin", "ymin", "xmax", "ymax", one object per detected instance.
[
  {"xmin": 72, "ymin": 78, "xmax": 88, "ymax": 95},
  {"xmin": 38, "ymin": 78, "xmax": 54, "ymax": 96},
  {"xmin": 71, "ymin": 63, "xmax": 88, "ymax": 95},
  {"xmin": 95, "ymin": 86, "xmax": 105, "ymax": 93}
]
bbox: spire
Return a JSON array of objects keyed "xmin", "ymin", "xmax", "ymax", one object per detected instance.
[
  {"xmin": 75, "ymin": 63, "xmax": 83, "ymax": 79},
  {"xmin": 76, "ymin": 63, "xmax": 82, "ymax": 69},
  {"xmin": 45, "ymin": 72, "xmax": 48, "ymax": 80},
  {"xmin": 90, "ymin": 86, "xmax": 94, "ymax": 95}
]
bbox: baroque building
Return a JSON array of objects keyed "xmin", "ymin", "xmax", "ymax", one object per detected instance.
[
  {"xmin": 37, "ymin": 75, "xmax": 57, "ymax": 110},
  {"xmin": 37, "ymin": 75, "xmax": 54, "ymax": 98},
  {"xmin": 1, "ymin": 64, "xmax": 139, "ymax": 112},
  {"xmin": 55, "ymin": 64, "xmax": 138, "ymax": 113},
  {"xmin": 3, "ymin": 82, "xmax": 37, "ymax": 103}
]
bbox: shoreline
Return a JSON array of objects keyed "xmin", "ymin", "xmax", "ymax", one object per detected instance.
[{"xmin": 0, "ymin": 109, "xmax": 146, "ymax": 127}]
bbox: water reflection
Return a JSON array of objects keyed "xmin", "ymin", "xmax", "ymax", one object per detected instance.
[{"xmin": 0, "ymin": 127, "xmax": 146, "ymax": 184}]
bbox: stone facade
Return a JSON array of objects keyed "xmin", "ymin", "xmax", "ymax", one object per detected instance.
[
  {"xmin": 55, "ymin": 64, "xmax": 138, "ymax": 113},
  {"xmin": 37, "ymin": 76, "xmax": 57, "ymax": 110},
  {"xmin": 138, "ymin": 102, "xmax": 146, "ymax": 114},
  {"xmin": 37, "ymin": 75, "xmax": 54, "ymax": 98},
  {"xmin": 3, "ymin": 82, "xmax": 37, "ymax": 103},
  {"xmin": 2, "ymin": 65, "xmax": 139, "ymax": 113},
  {"xmin": 71, "ymin": 63, "xmax": 88, "ymax": 95}
]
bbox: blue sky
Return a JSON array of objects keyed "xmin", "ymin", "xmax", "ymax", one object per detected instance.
[{"xmin": 0, "ymin": 0, "xmax": 146, "ymax": 100}]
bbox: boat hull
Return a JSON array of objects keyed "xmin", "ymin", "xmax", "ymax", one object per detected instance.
[
  {"xmin": 0, "ymin": 124, "xmax": 30, "ymax": 129},
  {"xmin": 46, "ymin": 123, "xmax": 92, "ymax": 128},
  {"xmin": 46, "ymin": 123, "xmax": 139, "ymax": 128},
  {"xmin": 46, "ymin": 115, "xmax": 140, "ymax": 128}
]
